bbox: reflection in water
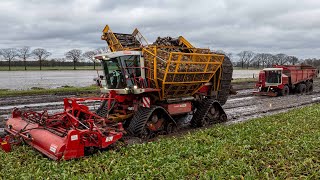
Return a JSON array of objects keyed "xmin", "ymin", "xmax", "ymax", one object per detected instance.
[{"xmin": 0, "ymin": 70, "xmax": 98, "ymax": 90}]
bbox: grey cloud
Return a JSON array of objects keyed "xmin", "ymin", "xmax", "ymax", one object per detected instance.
[{"xmin": 0, "ymin": 0, "xmax": 319, "ymax": 59}]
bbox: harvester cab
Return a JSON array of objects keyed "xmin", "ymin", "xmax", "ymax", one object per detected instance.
[{"xmin": 94, "ymin": 51, "xmax": 149, "ymax": 95}]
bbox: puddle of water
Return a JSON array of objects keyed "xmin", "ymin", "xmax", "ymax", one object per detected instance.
[
  {"xmin": 227, "ymin": 96, "xmax": 254, "ymax": 102},
  {"xmin": 0, "ymin": 101, "xmax": 63, "ymax": 110},
  {"xmin": 312, "ymin": 97, "xmax": 320, "ymax": 101},
  {"xmin": 224, "ymin": 105, "xmax": 258, "ymax": 118},
  {"xmin": 0, "ymin": 70, "xmax": 98, "ymax": 90},
  {"xmin": 0, "ymin": 99, "xmax": 102, "ymax": 111}
]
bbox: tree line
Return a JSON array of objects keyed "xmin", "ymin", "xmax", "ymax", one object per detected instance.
[
  {"xmin": 213, "ymin": 50, "xmax": 320, "ymax": 69},
  {"xmin": 0, "ymin": 47, "xmax": 106, "ymax": 70},
  {"xmin": 1, "ymin": 47, "xmax": 320, "ymax": 71}
]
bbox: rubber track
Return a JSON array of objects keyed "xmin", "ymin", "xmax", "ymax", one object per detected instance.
[
  {"xmin": 216, "ymin": 56, "xmax": 233, "ymax": 105},
  {"xmin": 191, "ymin": 99, "xmax": 217, "ymax": 127},
  {"xmin": 95, "ymin": 100, "xmax": 108, "ymax": 118},
  {"xmin": 126, "ymin": 106, "xmax": 158, "ymax": 137}
]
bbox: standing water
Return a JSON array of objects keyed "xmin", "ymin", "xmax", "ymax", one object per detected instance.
[
  {"xmin": 0, "ymin": 70, "xmax": 99, "ymax": 90},
  {"xmin": 0, "ymin": 70, "xmax": 260, "ymax": 90}
]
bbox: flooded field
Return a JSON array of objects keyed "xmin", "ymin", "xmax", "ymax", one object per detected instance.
[
  {"xmin": 0, "ymin": 70, "xmax": 98, "ymax": 90},
  {"xmin": 0, "ymin": 70, "xmax": 260, "ymax": 90},
  {"xmin": 232, "ymin": 70, "xmax": 260, "ymax": 79}
]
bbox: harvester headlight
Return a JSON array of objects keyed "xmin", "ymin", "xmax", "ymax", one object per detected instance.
[{"xmin": 134, "ymin": 85, "xmax": 138, "ymax": 89}]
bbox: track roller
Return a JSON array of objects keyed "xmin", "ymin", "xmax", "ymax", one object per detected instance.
[
  {"xmin": 191, "ymin": 99, "xmax": 227, "ymax": 127},
  {"xmin": 127, "ymin": 106, "xmax": 176, "ymax": 139}
]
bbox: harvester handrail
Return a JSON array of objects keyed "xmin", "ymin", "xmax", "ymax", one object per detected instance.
[
  {"xmin": 178, "ymin": 36, "xmax": 194, "ymax": 48},
  {"xmin": 102, "ymin": 25, "xmax": 124, "ymax": 52},
  {"xmin": 165, "ymin": 71, "xmax": 217, "ymax": 74},
  {"xmin": 132, "ymin": 28, "xmax": 148, "ymax": 46},
  {"xmin": 167, "ymin": 61, "xmax": 222, "ymax": 64},
  {"xmin": 170, "ymin": 51, "xmax": 224, "ymax": 57},
  {"xmin": 142, "ymin": 48, "xmax": 167, "ymax": 63},
  {"xmin": 146, "ymin": 45, "xmax": 210, "ymax": 52},
  {"xmin": 162, "ymin": 80, "xmax": 211, "ymax": 84}
]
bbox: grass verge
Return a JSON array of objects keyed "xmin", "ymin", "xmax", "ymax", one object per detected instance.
[
  {"xmin": 0, "ymin": 85, "xmax": 99, "ymax": 97},
  {"xmin": 1, "ymin": 104, "xmax": 319, "ymax": 179}
]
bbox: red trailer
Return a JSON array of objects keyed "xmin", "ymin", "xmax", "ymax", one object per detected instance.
[{"xmin": 254, "ymin": 64, "xmax": 318, "ymax": 96}]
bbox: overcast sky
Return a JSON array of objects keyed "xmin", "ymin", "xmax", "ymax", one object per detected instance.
[{"xmin": 0, "ymin": 0, "xmax": 320, "ymax": 59}]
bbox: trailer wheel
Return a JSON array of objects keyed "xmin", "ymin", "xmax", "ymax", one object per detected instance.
[
  {"xmin": 280, "ymin": 85, "xmax": 289, "ymax": 96},
  {"xmin": 306, "ymin": 82, "xmax": 313, "ymax": 93},
  {"xmin": 191, "ymin": 99, "xmax": 227, "ymax": 127},
  {"xmin": 297, "ymin": 84, "xmax": 306, "ymax": 94}
]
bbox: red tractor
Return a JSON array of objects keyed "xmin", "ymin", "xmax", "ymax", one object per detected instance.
[{"xmin": 254, "ymin": 64, "xmax": 318, "ymax": 96}]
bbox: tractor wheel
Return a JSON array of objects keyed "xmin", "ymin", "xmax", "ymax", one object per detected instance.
[
  {"xmin": 306, "ymin": 82, "xmax": 313, "ymax": 93},
  {"xmin": 280, "ymin": 85, "xmax": 289, "ymax": 96},
  {"xmin": 191, "ymin": 99, "xmax": 227, "ymax": 127},
  {"xmin": 127, "ymin": 106, "xmax": 176, "ymax": 139},
  {"xmin": 297, "ymin": 84, "xmax": 306, "ymax": 94},
  {"xmin": 215, "ymin": 56, "xmax": 233, "ymax": 106}
]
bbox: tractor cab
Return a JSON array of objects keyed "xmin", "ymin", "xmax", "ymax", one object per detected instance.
[
  {"xmin": 261, "ymin": 68, "xmax": 283, "ymax": 86},
  {"xmin": 94, "ymin": 51, "xmax": 148, "ymax": 94}
]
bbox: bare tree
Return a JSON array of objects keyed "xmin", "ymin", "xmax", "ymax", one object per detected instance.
[
  {"xmin": 287, "ymin": 56, "xmax": 299, "ymax": 65},
  {"xmin": 83, "ymin": 50, "xmax": 98, "ymax": 69},
  {"xmin": 226, "ymin": 52, "xmax": 233, "ymax": 59},
  {"xmin": 0, "ymin": 48, "xmax": 18, "ymax": 71},
  {"xmin": 303, "ymin": 58, "xmax": 320, "ymax": 67},
  {"xmin": 65, "ymin": 49, "xmax": 82, "ymax": 70},
  {"xmin": 252, "ymin": 54, "xmax": 262, "ymax": 68},
  {"xmin": 226, "ymin": 52, "xmax": 233, "ymax": 63},
  {"xmin": 237, "ymin": 51, "xmax": 254, "ymax": 69},
  {"xmin": 32, "ymin": 48, "xmax": 51, "ymax": 70},
  {"xmin": 213, "ymin": 49, "xmax": 226, "ymax": 54},
  {"xmin": 17, "ymin": 46, "xmax": 31, "ymax": 70},
  {"xmin": 274, "ymin": 53, "xmax": 288, "ymax": 65},
  {"xmin": 96, "ymin": 47, "xmax": 109, "ymax": 54},
  {"xmin": 252, "ymin": 53, "xmax": 274, "ymax": 68}
]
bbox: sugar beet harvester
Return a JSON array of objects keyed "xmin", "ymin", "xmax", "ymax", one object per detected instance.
[
  {"xmin": 253, "ymin": 65, "xmax": 318, "ymax": 96},
  {"xmin": 1, "ymin": 25, "xmax": 233, "ymax": 160}
]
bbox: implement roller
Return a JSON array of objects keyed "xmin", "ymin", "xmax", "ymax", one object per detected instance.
[{"xmin": 1, "ymin": 98, "xmax": 123, "ymax": 160}]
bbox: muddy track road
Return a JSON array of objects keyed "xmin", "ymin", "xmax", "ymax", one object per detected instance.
[{"xmin": 1, "ymin": 79, "xmax": 320, "ymax": 134}]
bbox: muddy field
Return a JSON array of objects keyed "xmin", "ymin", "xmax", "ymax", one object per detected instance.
[{"xmin": 1, "ymin": 79, "xmax": 320, "ymax": 138}]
